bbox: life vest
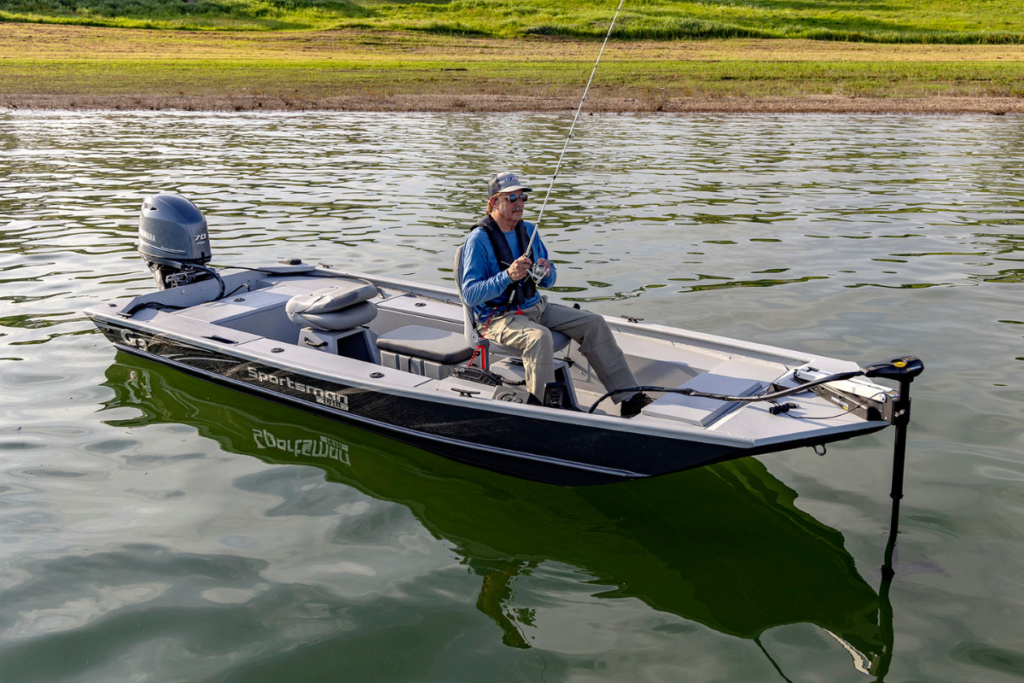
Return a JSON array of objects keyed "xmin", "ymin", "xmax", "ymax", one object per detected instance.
[{"xmin": 472, "ymin": 215, "xmax": 537, "ymax": 310}]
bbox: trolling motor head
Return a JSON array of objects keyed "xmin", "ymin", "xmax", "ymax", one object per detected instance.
[
  {"xmin": 138, "ymin": 193, "xmax": 213, "ymax": 289},
  {"xmin": 862, "ymin": 356, "xmax": 925, "ymax": 382}
]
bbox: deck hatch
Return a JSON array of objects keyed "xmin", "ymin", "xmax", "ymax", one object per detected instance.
[{"xmin": 642, "ymin": 359, "xmax": 787, "ymax": 427}]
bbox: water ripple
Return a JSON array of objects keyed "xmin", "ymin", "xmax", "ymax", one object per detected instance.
[{"xmin": 2, "ymin": 110, "xmax": 1024, "ymax": 682}]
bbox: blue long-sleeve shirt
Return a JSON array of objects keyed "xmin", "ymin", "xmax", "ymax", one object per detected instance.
[{"xmin": 460, "ymin": 220, "xmax": 556, "ymax": 323}]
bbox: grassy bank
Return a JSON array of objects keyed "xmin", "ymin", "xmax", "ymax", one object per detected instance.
[
  {"xmin": 2, "ymin": 25, "xmax": 1023, "ymax": 112},
  {"xmin": 2, "ymin": 0, "xmax": 1023, "ymax": 44},
  {"xmin": 6, "ymin": 57, "xmax": 1024, "ymax": 101}
]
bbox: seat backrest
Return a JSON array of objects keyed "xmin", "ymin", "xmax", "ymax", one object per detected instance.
[
  {"xmin": 453, "ymin": 244, "xmax": 480, "ymax": 347},
  {"xmin": 285, "ymin": 282, "xmax": 378, "ymax": 331}
]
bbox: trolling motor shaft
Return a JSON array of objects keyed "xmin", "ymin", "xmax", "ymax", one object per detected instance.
[{"xmin": 873, "ymin": 356, "xmax": 924, "ymax": 579}]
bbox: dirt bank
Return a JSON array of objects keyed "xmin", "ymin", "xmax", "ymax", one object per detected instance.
[
  {"xmin": 2, "ymin": 24, "xmax": 1023, "ymax": 114},
  {"xmin": 3, "ymin": 93, "xmax": 1022, "ymax": 114}
]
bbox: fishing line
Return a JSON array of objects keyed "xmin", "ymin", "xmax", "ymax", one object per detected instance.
[{"xmin": 523, "ymin": 0, "xmax": 627, "ymax": 268}]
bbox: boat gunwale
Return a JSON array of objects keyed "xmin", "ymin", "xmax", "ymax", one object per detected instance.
[
  {"xmin": 86, "ymin": 305, "xmax": 889, "ymax": 455},
  {"xmin": 82, "ymin": 264, "xmax": 890, "ymax": 450}
]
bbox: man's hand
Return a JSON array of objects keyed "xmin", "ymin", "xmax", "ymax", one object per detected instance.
[
  {"xmin": 507, "ymin": 255, "xmax": 533, "ymax": 281},
  {"xmin": 535, "ymin": 258, "xmax": 552, "ymax": 278}
]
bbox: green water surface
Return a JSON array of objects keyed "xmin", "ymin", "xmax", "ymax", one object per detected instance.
[{"xmin": 1, "ymin": 111, "xmax": 1022, "ymax": 682}]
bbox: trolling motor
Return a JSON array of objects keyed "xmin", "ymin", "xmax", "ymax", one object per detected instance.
[
  {"xmin": 590, "ymin": 355, "xmax": 925, "ymax": 580},
  {"xmin": 866, "ymin": 356, "xmax": 925, "ymax": 580},
  {"xmin": 138, "ymin": 193, "xmax": 215, "ymax": 290}
]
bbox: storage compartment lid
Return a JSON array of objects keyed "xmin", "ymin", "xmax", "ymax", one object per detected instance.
[
  {"xmin": 376, "ymin": 325, "xmax": 474, "ymax": 364},
  {"xmin": 643, "ymin": 359, "xmax": 787, "ymax": 427}
]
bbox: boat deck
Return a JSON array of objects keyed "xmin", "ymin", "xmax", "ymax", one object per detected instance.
[{"xmin": 88, "ymin": 266, "xmax": 892, "ymax": 454}]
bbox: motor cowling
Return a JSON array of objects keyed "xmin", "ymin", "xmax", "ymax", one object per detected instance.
[{"xmin": 138, "ymin": 193, "xmax": 213, "ymax": 289}]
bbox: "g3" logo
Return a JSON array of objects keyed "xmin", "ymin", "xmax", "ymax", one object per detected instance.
[{"xmin": 120, "ymin": 328, "xmax": 150, "ymax": 352}]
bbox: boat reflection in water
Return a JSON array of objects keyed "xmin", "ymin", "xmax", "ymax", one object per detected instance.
[{"xmin": 102, "ymin": 353, "xmax": 895, "ymax": 679}]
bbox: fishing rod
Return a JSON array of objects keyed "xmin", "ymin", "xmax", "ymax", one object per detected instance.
[{"xmin": 521, "ymin": 0, "xmax": 627, "ymax": 282}]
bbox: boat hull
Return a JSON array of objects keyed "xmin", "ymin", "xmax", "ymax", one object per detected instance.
[{"xmin": 96, "ymin": 320, "xmax": 886, "ymax": 486}]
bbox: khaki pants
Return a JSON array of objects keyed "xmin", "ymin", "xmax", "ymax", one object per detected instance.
[{"xmin": 482, "ymin": 296, "xmax": 638, "ymax": 403}]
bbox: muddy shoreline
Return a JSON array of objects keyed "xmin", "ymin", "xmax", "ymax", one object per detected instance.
[
  {"xmin": 3, "ymin": 26, "xmax": 1023, "ymax": 115},
  {"xmin": 3, "ymin": 93, "xmax": 1022, "ymax": 114}
]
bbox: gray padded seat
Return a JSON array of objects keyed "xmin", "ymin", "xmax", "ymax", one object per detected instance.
[
  {"xmin": 453, "ymin": 245, "xmax": 569, "ymax": 357},
  {"xmin": 286, "ymin": 282, "xmax": 377, "ymax": 331},
  {"xmin": 376, "ymin": 325, "xmax": 474, "ymax": 365}
]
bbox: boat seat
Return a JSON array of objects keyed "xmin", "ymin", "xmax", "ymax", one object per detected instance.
[
  {"xmin": 376, "ymin": 325, "xmax": 475, "ymax": 380},
  {"xmin": 453, "ymin": 245, "xmax": 569, "ymax": 367},
  {"xmin": 285, "ymin": 282, "xmax": 377, "ymax": 331}
]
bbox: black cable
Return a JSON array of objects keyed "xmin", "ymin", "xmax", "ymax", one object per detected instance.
[
  {"xmin": 210, "ymin": 264, "xmax": 281, "ymax": 274},
  {"xmin": 307, "ymin": 268, "xmax": 388, "ymax": 299},
  {"xmin": 585, "ymin": 370, "xmax": 865, "ymax": 414},
  {"xmin": 222, "ymin": 283, "xmax": 251, "ymax": 299},
  {"xmin": 193, "ymin": 264, "xmax": 226, "ymax": 300},
  {"xmin": 339, "ymin": 275, "xmax": 386, "ymax": 299},
  {"xmin": 123, "ymin": 263, "xmax": 224, "ymax": 317},
  {"xmin": 217, "ymin": 264, "xmax": 387, "ymax": 299},
  {"xmin": 778, "ymin": 389, "xmax": 889, "ymax": 421},
  {"xmin": 120, "ymin": 300, "xmax": 186, "ymax": 317}
]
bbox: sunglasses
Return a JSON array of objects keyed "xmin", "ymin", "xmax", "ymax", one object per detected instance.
[{"xmin": 504, "ymin": 192, "xmax": 528, "ymax": 203}]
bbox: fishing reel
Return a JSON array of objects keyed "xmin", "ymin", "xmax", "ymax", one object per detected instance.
[{"xmin": 528, "ymin": 261, "xmax": 549, "ymax": 284}]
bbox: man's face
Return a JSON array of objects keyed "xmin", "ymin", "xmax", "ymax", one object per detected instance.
[{"xmin": 492, "ymin": 192, "xmax": 527, "ymax": 225}]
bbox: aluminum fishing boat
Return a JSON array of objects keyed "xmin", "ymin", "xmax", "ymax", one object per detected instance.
[{"xmin": 84, "ymin": 194, "xmax": 923, "ymax": 486}]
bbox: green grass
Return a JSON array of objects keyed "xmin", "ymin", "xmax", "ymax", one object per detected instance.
[
  {"xmin": 4, "ymin": 57, "xmax": 1023, "ymax": 100},
  {"xmin": 1, "ymin": 0, "xmax": 1023, "ymax": 43},
  {"xmin": 0, "ymin": 0, "xmax": 371, "ymax": 30}
]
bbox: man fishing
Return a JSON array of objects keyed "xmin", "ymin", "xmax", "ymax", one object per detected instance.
[{"xmin": 460, "ymin": 171, "xmax": 652, "ymax": 417}]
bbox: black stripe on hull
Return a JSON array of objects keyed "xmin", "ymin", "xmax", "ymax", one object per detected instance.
[{"xmin": 100, "ymin": 323, "xmax": 886, "ymax": 486}]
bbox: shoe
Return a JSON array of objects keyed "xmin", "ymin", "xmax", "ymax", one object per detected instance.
[{"xmin": 620, "ymin": 392, "xmax": 654, "ymax": 418}]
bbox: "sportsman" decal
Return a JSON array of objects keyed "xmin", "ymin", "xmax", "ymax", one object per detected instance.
[{"xmin": 247, "ymin": 367, "xmax": 349, "ymax": 411}]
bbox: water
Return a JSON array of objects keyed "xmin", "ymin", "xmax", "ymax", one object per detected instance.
[{"xmin": 1, "ymin": 111, "xmax": 1023, "ymax": 682}]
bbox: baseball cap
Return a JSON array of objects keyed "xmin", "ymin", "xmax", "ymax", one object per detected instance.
[{"xmin": 488, "ymin": 172, "xmax": 533, "ymax": 198}]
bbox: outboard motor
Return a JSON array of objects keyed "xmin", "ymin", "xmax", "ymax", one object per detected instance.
[{"xmin": 138, "ymin": 193, "xmax": 213, "ymax": 289}]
